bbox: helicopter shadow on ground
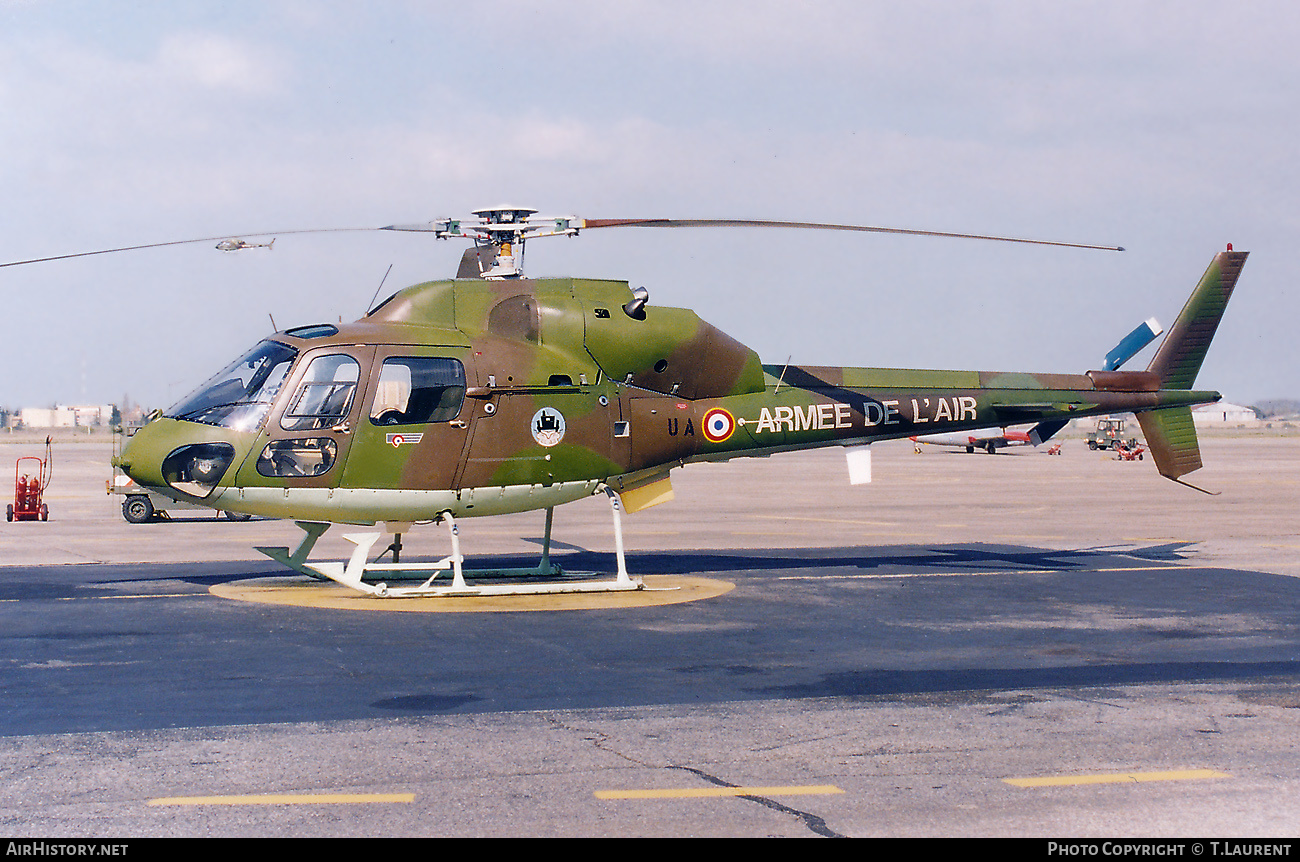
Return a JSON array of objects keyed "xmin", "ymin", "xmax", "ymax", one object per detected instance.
[
  {"xmin": 72, "ymin": 538, "xmax": 1200, "ymax": 591},
  {"xmin": 475, "ymin": 540, "xmax": 1199, "ymax": 580},
  {"xmin": 344, "ymin": 538, "xmax": 1300, "ymax": 714},
  {"xmin": 131, "ymin": 515, "xmax": 266, "ymax": 524}
]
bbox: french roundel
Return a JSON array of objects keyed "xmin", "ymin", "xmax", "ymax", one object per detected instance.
[{"xmin": 702, "ymin": 407, "xmax": 736, "ymax": 443}]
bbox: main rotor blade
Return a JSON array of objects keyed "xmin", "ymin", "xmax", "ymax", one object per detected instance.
[
  {"xmin": 579, "ymin": 218, "xmax": 1125, "ymax": 252},
  {"xmin": 0, "ymin": 212, "xmax": 1125, "ymax": 270},
  {"xmin": 0, "ymin": 227, "xmax": 377, "ymax": 269}
]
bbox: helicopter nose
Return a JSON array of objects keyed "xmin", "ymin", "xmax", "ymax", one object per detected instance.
[
  {"xmin": 118, "ymin": 419, "xmax": 239, "ymax": 499},
  {"xmin": 117, "ymin": 421, "xmax": 170, "ymax": 488}
]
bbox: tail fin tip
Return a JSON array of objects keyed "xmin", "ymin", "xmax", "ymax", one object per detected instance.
[{"xmin": 1145, "ymin": 249, "xmax": 1247, "ymax": 389}]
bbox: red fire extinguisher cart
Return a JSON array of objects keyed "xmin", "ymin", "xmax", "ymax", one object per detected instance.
[{"xmin": 8, "ymin": 437, "xmax": 51, "ymax": 522}]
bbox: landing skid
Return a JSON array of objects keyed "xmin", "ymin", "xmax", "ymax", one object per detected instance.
[{"xmin": 254, "ymin": 488, "xmax": 643, "ymax": 598}]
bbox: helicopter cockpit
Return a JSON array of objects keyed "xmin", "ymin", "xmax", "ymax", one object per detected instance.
[
  {"xmin": 165, "ymin": 340, "xmax": 297, "ymax": 433},
  {"xmin": 146, "ymin": 319, "xmax": 476, "ymax": 502}
]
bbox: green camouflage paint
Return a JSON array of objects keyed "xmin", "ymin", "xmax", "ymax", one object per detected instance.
[{"xmin": 120, "ymin": 251, "xmax": 1244, "ymax": 524}]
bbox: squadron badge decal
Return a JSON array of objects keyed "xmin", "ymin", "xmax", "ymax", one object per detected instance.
[{"xmin": 532, "ymin": 407, "xmax": 566, "ymax": 447}]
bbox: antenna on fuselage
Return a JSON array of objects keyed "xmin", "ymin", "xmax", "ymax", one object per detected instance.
[{"xmin": 367, "ymin": 263, "xmax": 394, "ymax": 315}]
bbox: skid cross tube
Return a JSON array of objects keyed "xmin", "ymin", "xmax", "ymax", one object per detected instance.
[{"xmin": 260, "ymin": 491, "xmax": 642, "ymax": 597}]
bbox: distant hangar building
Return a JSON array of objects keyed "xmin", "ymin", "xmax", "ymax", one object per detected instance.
[
  {"xmin": 18, "ymin": 404, "xmax": 114, "ymax": 428},
  {"xmin": 1192, "ymin": 402, "xmax": 1259, "ymax": 425}
]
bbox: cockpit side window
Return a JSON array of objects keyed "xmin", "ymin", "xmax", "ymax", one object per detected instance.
[
  {"xmin": 282, "ymin": 354, "xmax": 361, "ymax": 431},
  {"xmin": 369, "ymin": 357, "xmax": 465, "ymax": 426}
]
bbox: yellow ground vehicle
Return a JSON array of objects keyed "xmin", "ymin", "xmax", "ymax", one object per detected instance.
[{"xmin": 1086, "ymin": 416, "xmax": 1138, "ymax": 451}]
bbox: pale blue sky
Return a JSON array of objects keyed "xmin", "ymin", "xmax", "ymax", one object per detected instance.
[{"xmin": 2, "ymin": 1, "xmax": 1296, "ymax": 408}]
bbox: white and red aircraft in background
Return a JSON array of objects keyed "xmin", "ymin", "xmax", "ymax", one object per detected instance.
[{"xmin": 911, "ymin": 428, "xmax": 1034, "ymax": 454}]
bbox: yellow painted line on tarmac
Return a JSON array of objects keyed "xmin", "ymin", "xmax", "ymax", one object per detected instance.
[
  {"xmin": 57, "ymin": 593, "xmax": 203, "ymax": 601},
  {"xmin": 595, "ymin": 784, "xmax": 844, "ymax": 800},
  {"xmin": 756, "ymin": 515, "xmax": 902, "ymax": 527},
  {"xmin": 1004, "ymin": 769, "xmax": 1229, "ymax": 788},
  {"xmin": 0, "ymin": 593, "xmax": 205, "ymax": 603},
  {"xmin": 778, "ymin": 565, "xmax": 1181, "ymax": 581},
  {"xmin": 148, "ymin": 792, "xmax": 415, "ymax": 806}
]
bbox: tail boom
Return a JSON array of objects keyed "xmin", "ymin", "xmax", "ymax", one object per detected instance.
[{"xmin": 614, "ymin": 249, "xmax": 1242, "ymax": 492}]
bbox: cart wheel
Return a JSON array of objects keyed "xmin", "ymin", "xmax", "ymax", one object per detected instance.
[
  {"xmin": 223, "ymin": 510, "xmax": 253, "ymax": 522},
  {"xmin": 5, "ymin": 504, "xmax": 11, "ymax": 522},
  {"xmin": 40, "ymin": 504, "xmax": 48, "ymax": 521},
  {"xmin": 123, "ymin": 496, "xmax": 155, "ymax": 524}
]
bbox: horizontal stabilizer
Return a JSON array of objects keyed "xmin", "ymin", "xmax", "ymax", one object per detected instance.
[
  {"xmin": 1136, "ymin": 407, "xmax": 1203, "ymax": 480},
  {"xmin": 1029, "ymin": 419, "xmax": 1069, "ymax": 446}
]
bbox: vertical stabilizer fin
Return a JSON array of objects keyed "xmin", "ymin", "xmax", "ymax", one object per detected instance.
[
  {"xmin": 1146, "ymin": 250, "xmax": 1247, "ymax": 388},
  {"xmin": 1136, "ymin": 407, "xmax": 1203, "ymax": 481}
]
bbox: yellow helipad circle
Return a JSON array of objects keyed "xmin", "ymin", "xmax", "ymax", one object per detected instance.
[{"xmin": 209, "ymin": 575, "xmax": 733, "ymax": 613}]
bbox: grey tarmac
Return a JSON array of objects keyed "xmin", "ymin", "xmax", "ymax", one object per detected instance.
[{"xmin": 1, "ymin": 431, "xmax": 1297, "ymax": 837}]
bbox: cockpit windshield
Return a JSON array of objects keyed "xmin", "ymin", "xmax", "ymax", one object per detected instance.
[{"xmin": 167, "ymin": 341, "xmax": 298, "ymax": 431}]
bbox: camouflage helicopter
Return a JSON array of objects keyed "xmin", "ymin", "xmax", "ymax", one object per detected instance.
[{"xmin": 3, "ymin": 207, "xmax": 1245, "ymax": 597}]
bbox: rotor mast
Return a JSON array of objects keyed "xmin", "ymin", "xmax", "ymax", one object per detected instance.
[
  {"xmin": 412, "ymin": 206, "xmax": 581, "ymax": 279},
  {"xmin": 471, "ymin": 206, "xmax": 536, "ymax": 279}
]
